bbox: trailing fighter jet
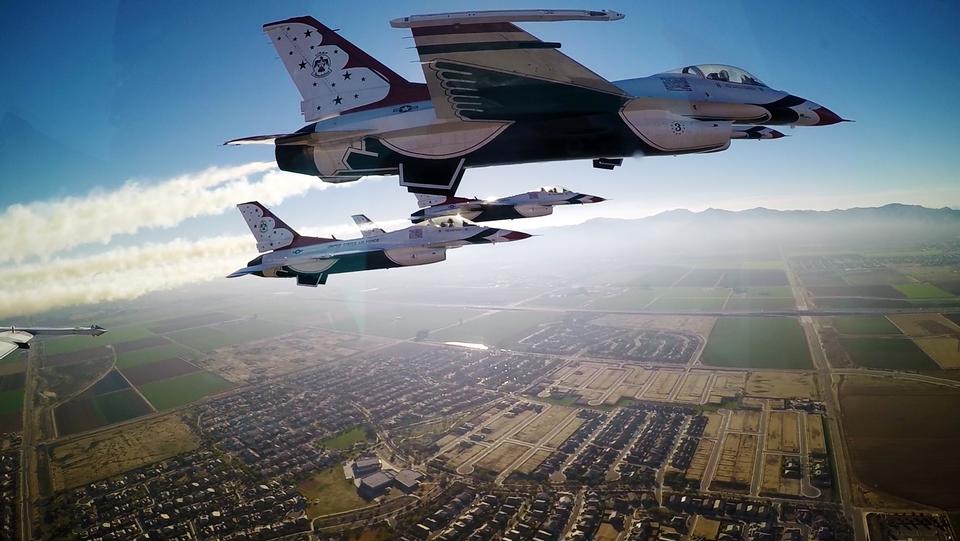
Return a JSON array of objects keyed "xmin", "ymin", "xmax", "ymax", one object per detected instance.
[
  {"xmin": 227, "ymin": 9, "xmax": 844, "ymax": 196},
  {"xmin": 227, "ymin": 202, "xmax": 531, "ymax": 286},
  {"xmin": 411, "ymin": 187, "xmax": 605, "ymax": 223},
  {"xmin": 0, "ymin": 325, "xmax": 107, "ymax": 361}
]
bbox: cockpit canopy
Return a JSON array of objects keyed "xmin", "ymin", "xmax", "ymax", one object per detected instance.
[
  {"xmin": 668, "ymin": 64, "xmax": 767, "ymax": 87},
  {"xmin": 424, "ymin": 215, "xmax": 473, "ymax": 228},
  {"xmin": 538, "ymin": 186, "xmax": 568, "ymax": 194}
]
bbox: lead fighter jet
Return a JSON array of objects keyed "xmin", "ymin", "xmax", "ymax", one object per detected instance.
[
  {"xmin": 227, "ymin": 202, "xmax": 531, "ymax": 286},
  {"xmin": 411, "ymin": 187, "xmax": 605, "ymax": 223},
  {"xmin": 228, "ymin": 9, "xmax": 845, "ymax": 196},
  {"xmin": 0, "ymin": 325, "xmax": 107, "ymax": 361}
]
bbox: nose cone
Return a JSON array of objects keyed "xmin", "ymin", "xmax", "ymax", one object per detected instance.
[
  {"xmin": 582, "ymin": 194, "xmax": 606, "ymax": 204},
  {"xmin": 812, "ymin": 106, "xmax": 844, "ymax": 126},
  {"xmin": 499, "ymin": 230, "xmax": 532, "ymax": 242},
  {"xmin": 92, "ymin": 325, "xmax": 107, "ymax": 336}
]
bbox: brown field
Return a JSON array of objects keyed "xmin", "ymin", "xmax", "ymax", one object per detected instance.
[
  {"xmin": 805, "ymin": 413, "xmax": 827, "ymax": 456},
  {"xmin": 704, "ymin": 413, "xmax": 724, "ymax": 438},
  {"xmin": 586, "ymin": 368, "xmax": 625, "ymax": 391},
  {"xmin": 675, "ymin": 372, "xmax": 711, "ymax": 403},
  {"xmin": 147, "ymin": 312, "xmax": 236, "ymax": 334},
  {"xmin": 603, "ymin": 385, "xmax": 642, "ymax": 405},
  {"xmin": 641, "ymin": 370, "xmax": 682, "ymax": 400},
  {"xmin": 560, "ymin": 364, "xmax": 603, "ymax": 387},
  {"xmin": 765, "ymin": 411, "xmax": 800, "ymax": 453},
  {"xmin": 484, "ymin": 409, "xmax": 536, "ymax": 442},
  {"xmin": 476, "ymin": 442, "xmax": 531, "ymax": 473},
  {"xmin": 47, "ymin": 414, "xmax": 198, "ymax": 491},
  {"xmin": 515, "ymin": 449, "xmax": 551, "ymax": 475},
  {"xmin": 727, "ymin": 410, "xmax": 761, "ymax": 433},
  {"xmin": 590, "ymin": 313, "xmax": 716, "ymax": 336},
  {"xmin": 623, "ymin": 367, "xmax": 653, "ymax": 386},
  {"xmin": 708, "ymin": 372, "xmax": 747, "ymax": 403},
  {"xmin": 759, "ymin": 454, "xmax": 800, "ymax": 496},
  {"xmin": 443, "ymin": 442, "xmax": 487, "ymax": 469},
  {"xmin": 915, "ymin": 337, "xmax": 960, "ymax": 369},
  {"xmin": 121, "ymin": 358, "xmax": 199, "ymax": 386},
  {"xmin": 684, "ymin": 439, "xmax": 714, "ymax": 483},
  {"xmin": 888, "ymin": 313, "xmax": 960, "ymax": 337},
  {"xmin": 544, "ymin": 416, "xmax": 584, "ymax": 448},
  {"xmin": 711, "ymin": 433, "xmax": 757, "ymax": 490},
  {"xmin": 514, "ymin": 406, "xmax": 576, "ymax": 444},
  {"xmin": 839, "ymin": 375, "xmax": 960, "ymax": 509},
  {"xmin": 690, "ymin": 517, "xmax": 721, "ymax": 541},
  {"xmin": 746, "ymin": 372, "xmax": 818, "ymax": 400}
]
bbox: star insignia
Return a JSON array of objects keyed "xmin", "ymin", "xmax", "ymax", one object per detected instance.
[
  {"xmin": 353, "ymin": 93, "xmax": 359, "ymax": 99},
  {"xmin": 304, "ymin": 30, "xmax": 312, "ymax": 37},
  {"xmin": 361, "ymin": 76, "xmax": 366, "ymax": 82},
  {"xmin": 299, "ymin": 61, "xmax": 306, "ymax": 70},
  {"xmin": 334, "ymin": 96, "xmax": 342, "ymax": 105},
  {"xmin": 343, "ymin": 71, "xmax": 351, "ymax": 80}
]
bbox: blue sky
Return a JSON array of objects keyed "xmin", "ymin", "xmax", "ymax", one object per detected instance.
[{"xmin": 2, "ymin": 0, "xmax": 959, "ymax": 216}]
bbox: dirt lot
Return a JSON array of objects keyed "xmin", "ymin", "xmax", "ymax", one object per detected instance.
[
  {"xmin": 47, "ymin": 414, "xmax": 198, "ymax": 491},
  {"xmin": 839, "ymin": 375, "xmax": 960, "ymax": 509},
  {"xmin": 560, "ymin": 363, "xmax": 603, "ymax": 387},
  {"xmin": 711, "ymin": 433, "xmax": 758, "ymax": 490},
  {"xmin": 727, "ymin": 410, "xmax": 761, "ymax": 433},
  {"xmin": 476, "ymin": 442, "xmax": 531, "ymax": 474},
  {"xmin": 746, "ymin": 372, "xmax": 818, "ymax": 400},
  {"xmin": 703, "ymin": 413, "xmax": 723, "ymax": 438},
  {"xmin": 759, "ymin": 454, "xmax": 800, "ymax": 496},
  {"xmin": 516, "ymin": 449, "xmax": 551, "ymax": 475},
  {"xmin": 915, "ymin": 337, "xmax": 960, "ymax": 369},
  {"xmin": 641, "ymin": 370, "xmax": 682, "ymax": 400},
  {"xmin": 709, "ymin": 372, "xmax": 746, "ymax": 403},
  {"xmin": 765, "ymin": 411, "xmax": 800, "ymax": 453},
  {"xmin": 589, "ymin": 314, "xmax": 715, "ymax": 336},
  {"xmin": 586, "ymin": 368, "xmax": 625, "ymax": 391},
  {"xmin": 443, "ymin": 442, "xmax": 487, "ymax": 469},
  {"xmin": 514, "ymin": 406, "xmax": 576, "ymax": 444},
  {"xmin": 675, "ymin": 372, "xmax": 711, "ymax": 403},
  {"xmin": 623, "ymin": 368, "xmax": 653, "ymax": 386},
  {"xmin": 805, "ymin": 413, "xmax": 827, "ymax": 456},
  {"xmin": 484, "ymin": 409, "xmax": 536, "ymax": 442},
  {"xmin": 603, "ymin": 385, "xmax": 642, "ymax": 405},
  {"xmin": 684, "ymin": 439, "xmax": 714, "ymax": 483},
  {"xmin": 544, "ymin": 416, "xmax": 583, "ymax": 448}
]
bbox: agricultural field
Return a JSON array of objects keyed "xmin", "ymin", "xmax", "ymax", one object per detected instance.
[
  {"xmin": 759, "ymin": 454, "xmax": 800, "ymax": 497},
  {"xmin": 299, "ymin": 467, "xmax": 369, "ymax": 517},
  {"xmin": 138, "ymin": 371, "xmax": 233, "ymax": 411},
  {"xmin": 893, "ymin": 283, "xmax": 954, "ymax": 299},
  {"xmin": 764, "ymin": 411, "xmax": 800, "ymax": 453},
  {"xmin": 839, "ymin": 375, "xmax": 960, "ymax": 509},
  {"xmin": 702, "ymin": 317, "xmax": 811, "ymax": 369},
  {"xmin": 114, "ymin": 343, "xmax": 196, "ymax": 370},
  {"xmin": 513, "ymin": 406, "xmax": 576, "ymax": 444},
  {"xmin": 587, "ymin": 288, "xmax": 656, "ymax": 310},
  {"xmin": 832, "ymin": 316, "xmax": 901, "ymax": 335},
  {"xmin": 888, "ymin": 313, "xmax": 960, "ymax": 337},
  {"xmin": 723, "ymin": 297, "xmax": 796, "ymax": 310},
  {"xmin": 147, "ymin": 312, "xmax": 238, "ymax": 334},
  {"xmin": 914, "ymin": 337, "xmax": 960, "ymax": 369},
  {"xmin": 838, "ymin": 337, "xmax": 939, "ymax": 370},
  {"xmin": 710, "ymin": 433, "xmax": 758, "ymax": 490},
  {"xmin": 41, "ymin": 325, "xmax": 154, "ymax": 357},
  {"xmin": 429, "ymin": 310, "xmax": 562, "ymax": 346},
  {"xmin": 0, "ymin": 367, "xmax": 26, "ymax": 432},
  {"xmin": 54, "ymin": 368, "xmax": 154, "ymax": 436},
  {"xmin": 165, "ymin": 319, "xmax": 298, "ymax": 352},
  {"xmin": 122, "ymin": 358, "xmax": 200, "ymax": 386},
  {"xmin": 648, "ymin": 296, "xmax": 727, "ymax": 311},
  {"xmin": 47, "ymin": 414, "xmax": 198, "ymax": 491},
  {"xmin": 746, "ymin": 372, "xmax": 818, "ymax": 400}
]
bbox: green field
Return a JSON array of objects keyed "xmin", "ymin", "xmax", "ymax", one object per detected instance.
[
  {"xmin": 322, "ymin": 426, "xmax": 373, "ymax": 450},
  {"xmin": 299, "ymin": 467, "xmax": 370, "ymax": 517},
  {"xmin": 42, "ymin": 326, "xmax": 153, "ymax": 356},
  {"xmin": 656, "ymin": 287, "xmax": 729, "ymax": 298},
  {"xmin": 316, "ymin": 304, "xmax": 477, "ymax": 339},
  {"xmin": 832, "ymin": 317, "xmax": 901, "ymax": 335},
  {"xmin": 138, "ymin": 371, "xmax": 233, "ymax": 410},
  {"xmin": 165, "ymin": 319, "xmax": 296, "ymax": 352},
  {"xmin": 724, "ymin": 297, "xmax": 796, "ymax": 310},
  {"xmin": 92, "ymin": 389, "xmax": 153, "ymax": 423},
  {"xmin": 745, "ymin": 286, "xmax": 794, "ymax": 298},
  {"xmin": 649, "ymin": 297, "xmax": 728, "ymax": 311},
  {"xmin": 115, "ymin": 343, "xmax": 197, "ymax": 369},
  {"xmin": 702, "ymin": 317, "xmax": 812, "ymax": 369},
  {"xmin": 0, "ymin": 389, "xmax": 24, "ymax": 414},
  {"xmin": 838, "ymin": 337, "xmax": 940, "ymax": 370},
  {"xmin": 893, "ymin": 283, "xmax": 954, "ymax": 299},
  {"xmin": 430, "ymin": 310, "xmax": 562, "ymax": 346}
]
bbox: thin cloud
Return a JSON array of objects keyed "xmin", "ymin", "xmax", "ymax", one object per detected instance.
[{"xmin": 0, "ymin": 162, "xmax": 321, "ymax": 264}]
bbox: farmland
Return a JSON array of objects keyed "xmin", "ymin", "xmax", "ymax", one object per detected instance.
[
  {"xmin": 430, "ymin": 310, "xmax": 562, "ymax": 346},
  {"xmin": 745, "ymin": 372, "xmax": 818, "ymax": 400},
  {"xmin": 893, "ymin": 283, "xmax": 953, "ymax": 299},
  {"xmin": 838, "ymin": 337, "xmax": 939, "ymax": 370},
  {"xmin": 839, "ymin": 375, "xmax": 960, "ymax": 509},
  {"xmin": 121, "ymin": 358, "xmax": 200, "ymax": 386},
  {"xmin": 702, "ymin": 317, "xmax": 812, "ymax": 369},
  {"xmin": 832, "ymin": 316, "xmax": 900, "ymax": 335},
  {"xmin": 138, "ymin": 371, "xmax": 233, "ymax": 411}
]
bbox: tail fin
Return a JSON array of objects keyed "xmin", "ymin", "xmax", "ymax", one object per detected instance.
[
  {"xmin": 237, "ymin": 202, "xmax": 303, "ymax": 252},
  {"xmin": 263, "ymin": 16, "xmax": 429, "ymax": 122},
  {"xmin": 351, "ymin": 214, "xmax": 385, "ymax": 237}
]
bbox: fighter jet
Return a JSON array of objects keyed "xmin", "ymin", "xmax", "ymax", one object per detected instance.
[
  {"xmin": 0, "ymin": 325, "xmax": 107, "ymax": 361},
  {"xmin": 227, "ymin": 202, "xmax": 531, "ymax": 286},
  {"xmin": 411, "ymin": 187, "xmax": 605, "ymax": 223},
  {"xmin": 227, "ymin": 9, "xmax": 844, "ymax": 196}
]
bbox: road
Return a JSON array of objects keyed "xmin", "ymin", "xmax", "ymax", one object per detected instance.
[{"xmin": 18, "ymin": 347, "xmax": 39, "ymax": 541}]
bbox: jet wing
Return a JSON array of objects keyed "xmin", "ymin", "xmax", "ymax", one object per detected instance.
[
  {"xmin": 0, "ymin": 342, "xmax": 16, "ymax": 362},
  {"xmin": 227, "ymin": 248, "xmax": 373, "ymax": 278},
  {"xmin": 392, "ymin": 10, "xmax": 629, "ymax": 121},
  {"xmin": 0, "ymin": 331, "xmax": 32, "ymax": 361}
]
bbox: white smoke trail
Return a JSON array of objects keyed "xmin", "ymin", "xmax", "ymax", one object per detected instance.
[{"xmin": 0, "ymin": 162, "xmax": 321, "ymax": 264}]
